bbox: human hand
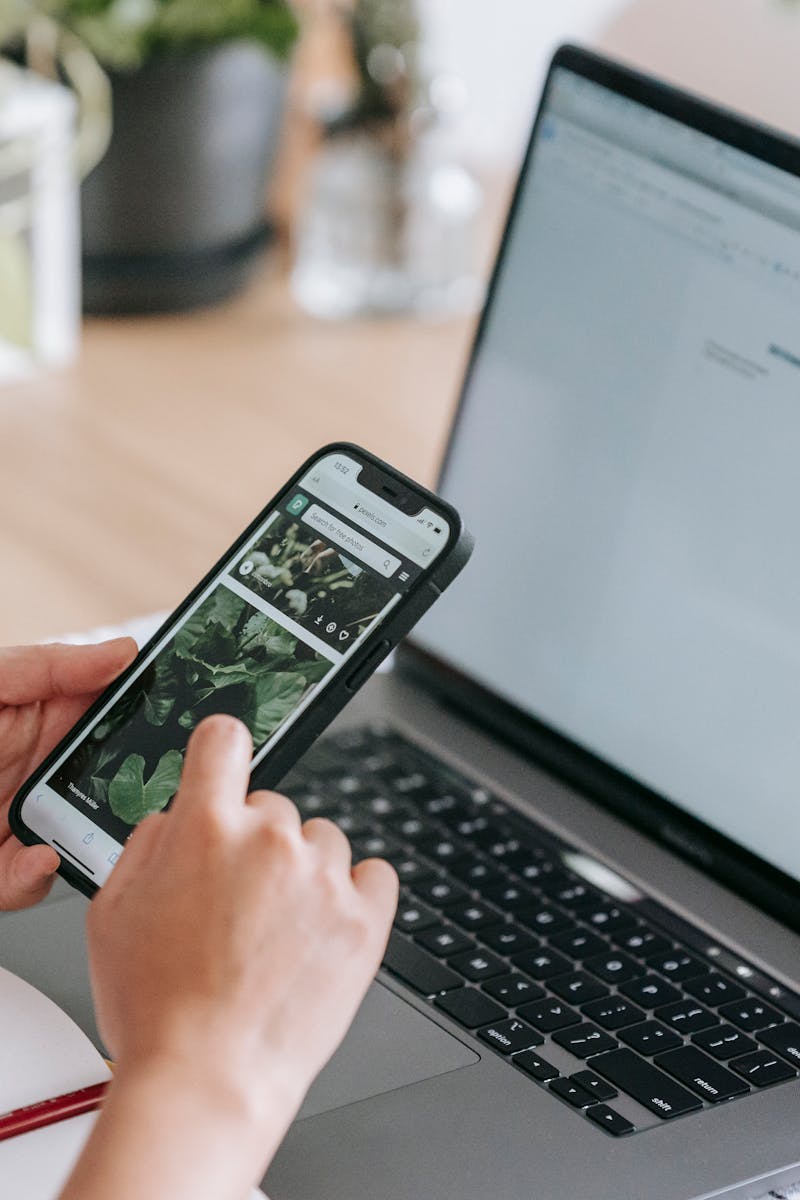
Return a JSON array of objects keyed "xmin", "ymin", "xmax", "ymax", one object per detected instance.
[
  {"xmin": 86, "ymin": 715, "xmax": 398, "ymax": 1173},
  {"xmin": 0, "ymin": 638, "xmax": 137, "ymax": 910}
]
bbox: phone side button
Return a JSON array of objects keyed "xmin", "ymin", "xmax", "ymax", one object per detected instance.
[{"xmin": 345, "ymin": 640, "xmax": 392, "ymax": 692}]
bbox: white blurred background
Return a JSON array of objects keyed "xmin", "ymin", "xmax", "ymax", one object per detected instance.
[{"xmin": 422, "ymin": 0, "xmax": 629, "ymax": 163}]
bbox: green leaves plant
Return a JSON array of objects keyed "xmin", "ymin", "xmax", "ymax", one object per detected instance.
[
  {"xmin": 142, "ymin": 655, "xmax": 178, "ymax": 726},
  {"xmin": 249, "ymin": 670, "xmax": 307, "ymax": 743},
  {"xmin": 108, "ymin": 748, "xmax": 184, "ymax": 825},
  {"xmin": 2, "ymin": 0, "xmax": 300, "ymax": 71}
]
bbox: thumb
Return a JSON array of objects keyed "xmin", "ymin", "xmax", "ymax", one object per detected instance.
[{"xmin": 0, "ymin": 842, "xmax": 60, "ymax": 911}]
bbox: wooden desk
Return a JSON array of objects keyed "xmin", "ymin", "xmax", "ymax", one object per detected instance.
[
  {"xmin": 3, "ymin": 0, "xmax": 799, "ymax": 646},
  {"xmin": 0, "ymin": 264, "xmax": 478, "ymax": 644}
]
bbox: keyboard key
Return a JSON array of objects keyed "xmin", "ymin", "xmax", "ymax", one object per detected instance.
[
  {"xmin": 615, "ymin": 928, "xmax": 671, "ymax": 959},
  {"xmin": 591, "ymin": 1049, "xmax": 703, "ymax": 1119},
  {"xmin": 416, "ymin": 925, "xmax": 474, "ymax": 958},
  {"xmin": 543, "ymin": 878, "xmax": 599, "ymax": 910},
  {"xmin": 517, "ymin": 902, "xmax": 573, "ymax": 935},
  {"xmin": 583, "ymin": 951, "xmax": 640, "ymax": 985},
  {"xmin": 511, "ymin": 948, "xmax": 573, "ymax": 980},
  {"xmin": 571, "ymin": 1070, "xmax": 617, "ymax": 1102},
  {"xmin": 434, "ymin": 988, "xmax": 506, "ymax": 1029},
  {"xmin": 392, "ymin": 856, "xmax": 437, "ymax": 886},
  {"xmin": 423, "ymin": 792, "xmax": 469, "ymax": 818},
  {"xmin": 620, "ymin": 976, "xmax": 681, "ymax": 1009},
  {"xmin": 482, "ymin": 973, "xmax": 546, "ymax": 1005},
  {"xmin": 655, "ymin": 1000, "xmax": 716, "ymax": 1034},
  {"xmin": 718, "ymin": 997, "xmax": 783, "ymax": 1033},
  {"xmin": 584, "ymin": 905, "xmax": 637, "ymax": 934},
  {"xmin": 684, "ymin": 973, "xmax": 747, "ymax": 1006},
  {"xmin": 353, "ymin": 833, "xmax": 404, "ymax": 860},
  {"xmin": 692, "ymin": 1024, "xmax": 757, "ymax": 1061},
  {"xmin": 394, "ymin": 900, "xmax": 438, "ymax": 933},
  {"xmin": 421, "ymin": 836, "xmax": 471, "ymax": 866},
  {"xmin": 294, "ymin": 792, "xmax": 338, "ymax": 817},
  {"xmin": 645, "ymin": 951, "xmax": 705, "ymax": 983},
  {"xmin": 730, "ymin": 1049, "xmax": 797, "ymax": 1087},
  {"xmin": 364, "ymin": 792, "xmax": 412, "ymax": 816},
  {"xmin": 759, "ymin": 1022, "xmax": 800, "ymax": 1067},
  {"xmin": 582, "ymin": 996, "xmax": 646, "ymax": 1031},
  {"xmin": 550, "ymin": 927, "xmax": 607, "ymax": 961},
  {"xmin": 449, "ymin": 948, "xmax": 507, "ymax": 982},
  {"xmin": 481, "ymin": 836, "xmax": 525, "ymax": 862},
  {"xmin": 585, "ymin": 1104, "xmax": 635, "ymax": 1136},
  {"xmin": 549, "ymin": 1077, "xmax": 595, "ymax": 1108},
  {"xmin": 620, "ymin": 1021, "xmax": 682, "ymax": 1055},
  {"xmin": 383, "ymin": 932, "xmax": 462, "ymax": 995},
  {"xmin": 334, "ymin": 811, "xmax": 371, "ymax": 838},
  {"xmin": 481, "ymin": 924, "xmax": 539, "ymax": 955},
  {"xmin": 483, "ymin": 880, "xmax": 538, "ymax": 911},
  {"xmin": 449, "ymin": 858, "xmax": 505, "ymax": 888},
  {"xmin": 552, "ymin": 1023, "xmax": 618, "ymax": 1058},
  {"xmin": 393, "ymin": 814, "xmax": 437, "ymax": 840},
  {"xmin": 448, "ymin": 901, "xmax": 504, "ymax": 932},
  {"xmin": 517, "ymin": 998, "xmax": 581, "ymax": 1033},
  {"xmin": 528, "ymin": 867, "xmax": 572, "ymax": 894},
  {"xmin": 478, "ymin": 1017, "xmax": 542, "ymax": 1055},
  {"xmin": 654, "ymin": 1046, "xmax": 749, "ymax": 1102},
  {"xmin": 513, "ymin": 1050, "xmax": 559, "ymax": 1082},
  {"xmin": 453, "ymin": 814, "xmax": 493, "ymax": 839},
  {"xmin": 505, "ymin": 854, "xmax": 554, "ymax": 884},
  {"xmin": 415, "ymin": 877, "xmax": 470, "ymax": 909},
  {"xmin": 550, "ymin": 972, "xmax": 609, "ymax": 1005},
  {"xmin": 563, "ymin": 884, "xmax": 604, "ymax": 912},
  {"xmin": 392, "ymin": 772, "xmax": 430, "ymax": 795}
]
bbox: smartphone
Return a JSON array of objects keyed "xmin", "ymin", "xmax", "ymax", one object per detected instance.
[{"xmin": 11, "ymin": 443, "xmax": 472, "ymax": 896}]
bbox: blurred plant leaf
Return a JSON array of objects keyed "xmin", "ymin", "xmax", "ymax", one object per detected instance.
[{"xmin": 3, "ymin": 0, "xmax": 299, "ymax": 71}]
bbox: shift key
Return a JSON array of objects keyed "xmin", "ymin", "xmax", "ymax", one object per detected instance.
[
  {"xmin": 383, "ymin": 932, "xmax": 462, "ymax": 996},
  {"xmin": 592, "ymin": 1049, "xmax": 703, "ymax": 1119}
]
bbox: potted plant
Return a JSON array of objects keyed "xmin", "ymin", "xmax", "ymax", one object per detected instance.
[{"xmin": 2, "ymin": 1, "xmax": 299, "ymax": 312}]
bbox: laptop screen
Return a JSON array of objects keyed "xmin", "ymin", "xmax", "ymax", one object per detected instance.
[{"xmin": 414, "ymin": 63, "xmax": 800, "ymax": 886}]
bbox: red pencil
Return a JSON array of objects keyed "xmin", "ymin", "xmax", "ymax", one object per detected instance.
[{"xmin": 0, "ymin": 1081, "xmax": 109, "ymax": 1143}]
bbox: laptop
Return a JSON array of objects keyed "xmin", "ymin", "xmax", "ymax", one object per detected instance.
[{"xmin": 3, "ymin": 44, "xmax": 800, "ymax": 1200}]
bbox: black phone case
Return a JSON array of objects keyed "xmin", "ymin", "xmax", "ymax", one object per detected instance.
[{"xmin": 9, "ymin": 442, "xmax": 473, "ymax": 897}]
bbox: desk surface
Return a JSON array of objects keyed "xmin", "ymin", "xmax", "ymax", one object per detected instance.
[
  {"xmin": 1, "ymin": 267, "xmax": 477, "ymax": 644},
  {"xmin": 3, "ymin": 0, "xmax": 799, "ymax": 646}
]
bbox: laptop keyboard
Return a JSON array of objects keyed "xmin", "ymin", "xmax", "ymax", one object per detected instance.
[{"xmin": 281, "ymin": 725, "xmax": 800, "ymax": 1136}]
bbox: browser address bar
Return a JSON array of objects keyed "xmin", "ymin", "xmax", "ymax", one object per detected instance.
[
  {"xmin": 300, "ymin": 465, "xmax": 443, "ymax": 566},
  {"xmin": 302, "ymin": 505, "xmax": 402, "ymax": 578}
]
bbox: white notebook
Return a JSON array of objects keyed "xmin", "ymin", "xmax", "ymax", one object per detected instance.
[{"xmin": 0, "ymin": 965, "xmax": 266, "ymax": 1199}]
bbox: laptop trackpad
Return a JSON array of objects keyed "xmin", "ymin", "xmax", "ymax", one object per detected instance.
[{"xmin": 297, "ymin": 981, "xmax": 479, "ymax": 1120}]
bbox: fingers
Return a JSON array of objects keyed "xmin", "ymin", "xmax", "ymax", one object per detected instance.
[
  {"xmin": 100, "ymin": 812, "xmax": 167, "ymax": 898},
  {"xmin": 246, "ymin": 789, "xmax": 303, "ymax": 832},
  {"xmin": 169, "ymin": 715, "xmax": 252, "ymax": 823},
  {"xmin": 302, "ymin": 816, "xmax": 352, "ymax": 869},
  {"xmin": 0, "ymin": 840, "xmax": 60, "ymax": 911},
  {"xmin": 0, "ymin": 639, "xmax": 137, "ymax": 708},
  {"xmin": 352, "ymin": 856, "xmax": 399, "ymax": 913}
]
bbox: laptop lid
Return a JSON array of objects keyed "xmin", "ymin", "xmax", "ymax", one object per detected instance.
[{"xmin": 404, "ymin": 45, "xmax": 800, "ymax": 932}]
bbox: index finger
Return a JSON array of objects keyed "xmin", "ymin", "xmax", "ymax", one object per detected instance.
[
  {"xmin": 0, "ymin": 639, "xmax": 137, "ymax": 708},
  {"xmin": 169, "ymin": 714, "xmax": 253, "ymax": 823}
]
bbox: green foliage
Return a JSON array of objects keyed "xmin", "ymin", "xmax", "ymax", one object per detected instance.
[
  {"xmin": 170, "ymin": 598, "xmax": 328, "ymax": 739},
  {"xmin": 74, "ymin": 586, "xmax": 332, "ymax": 830},
  {"xmin": 1, "ymin": 0, "xmax": 299, "ymax": 71},
  {"xmin": 108, "ymin": 748, "xmax": 184, "ymax": 824}
]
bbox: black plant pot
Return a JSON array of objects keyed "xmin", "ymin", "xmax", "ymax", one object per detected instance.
[{"xmin": 81, "ymin": 42, "xmax": 288, "ymax": 314}]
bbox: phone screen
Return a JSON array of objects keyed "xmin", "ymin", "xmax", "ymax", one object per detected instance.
[{"xmin": 18, "ymin": 451, "xmax": 450, "ymax": 885}]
